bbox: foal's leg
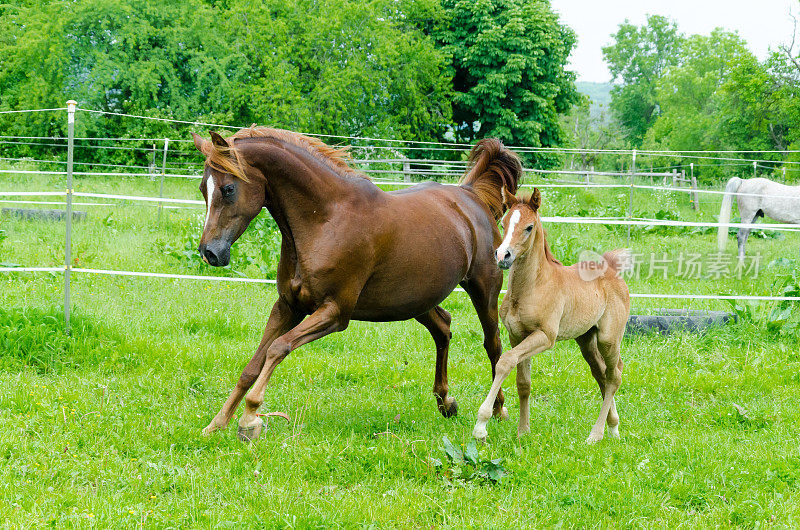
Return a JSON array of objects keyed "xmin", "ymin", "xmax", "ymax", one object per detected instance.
[
  {"xmin": 586, "ymin": 335, "xmax": 624, "ymax": 444},
  {"xmin": 203, "ymin": 298, "xmax": 301, "ymax": 436},
  {"xmin": 515, "ymin": 358, "xmax": 532, "ymax": 437},
  {"xmin": 237, "ymin": 302, "xmax": 348, "ymax": 441},
  {"xmin": 462, "ymin": 276, "xmax": 508, "ymax": 419},
  {"xmin": 473, "ymin": 330, "xmax": 555, "ymax": 440},
  {"xmin": 416, "ymin": 306, "xmax": 458, "ymax": 417},
  {"xmin": 576, "ymin": 330, "xmax": 619, "ymax": 437}
]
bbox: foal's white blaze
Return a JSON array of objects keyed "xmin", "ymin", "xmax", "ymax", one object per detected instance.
[
  {"xmin": 203, "ymin": 175, "xmax": 215, "ymax": 230},
  {"xmin": 496, "ymin": 209, "xmax": 521, "ymax": 261}
]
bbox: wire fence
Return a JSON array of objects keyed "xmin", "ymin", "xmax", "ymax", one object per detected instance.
[{"xmin": 2, "ymin": 103, "xmax": 800, "ymax": 331}]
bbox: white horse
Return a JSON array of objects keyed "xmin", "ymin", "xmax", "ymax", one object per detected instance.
[{"xmin": 717, "ymin": 177, "xmax": 800, "ymax": 259}]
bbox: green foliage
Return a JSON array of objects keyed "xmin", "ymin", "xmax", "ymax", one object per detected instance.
[
  {"xmin": 602, "ymin": 15, "xmax": 683, "ymax": 146},
  {"xmin": 221, "ymin": 0, "xmax": 453, "ymax": 141},
  {"xmin": 645, "ymin": 30, "xmax": 753, "ymax": 168},
  {"xmin": 433, "ymin": 436, "xmax": 508, "ymax": 484},
  {"xmin": 0, "ymin": 307, "xmax": 118, "ymax": 373},
  {"xmin": 600, "ymin": 16, "xmax": 800, "ymax": 182},
  {"xmin": 0, "ymin": 0, "xmax": 454, "ymax": 162},
  {"xmin": 432, "ymin": 0, "xmax": 579, "ymax": 166},
  {"xmin": 0, "ymin": 0, "xmax": 580, "ymax": 166},
  {"xmin": 715, "ymin": 51, "xmax": 800, "ymax": 164},
  {"xmin": 726, "ymin": 267, "xmax": 799, "ymax": 336}
]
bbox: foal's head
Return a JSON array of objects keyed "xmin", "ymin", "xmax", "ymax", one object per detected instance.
[
  {"xmin": 192, "ymin": 131, "xmax": 265, "ymax": 267},
  {"xmin": 495, "ymin": 188, "xmax": 543, "ymax": 269}
]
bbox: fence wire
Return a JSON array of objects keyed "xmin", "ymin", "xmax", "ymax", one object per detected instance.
[{"xmin": 2, "ymin": 103, "xmax": 800, "ymax": 318}]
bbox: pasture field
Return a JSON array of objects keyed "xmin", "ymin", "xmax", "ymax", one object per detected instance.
[{"xmin": 1, "ymin": 165, "xmax": 800, "ymax": 527}]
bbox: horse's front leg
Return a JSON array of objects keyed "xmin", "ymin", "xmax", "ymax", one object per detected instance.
[
  {"xmin": 237, "ymin": 301, "xmax": 349, "ymax": 441},
  {"xmin": 203, "ymin": 298, "xmax": 301, "ymax": 436},
  {"xmin": 473, "ymin": 330, "xmax": 555, "ymax": 441}
]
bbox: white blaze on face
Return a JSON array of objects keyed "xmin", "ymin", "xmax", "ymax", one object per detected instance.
[
  {"xmin": 496, "ymin": 209, "xmax": 521, "ymax": 261},
  {"xmin": 203, "ymin": 175, "xmax": 215, "ymax": 230}
]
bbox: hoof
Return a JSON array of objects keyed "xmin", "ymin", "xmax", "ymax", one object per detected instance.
[
  {"xmin": 517, "ymin": 427, "xmax": 530, "ymax": 438},
  {"xmin": 608, "ymin": 424, "xmax": 620, "ymax": 439},
  {"xmin": 237, "ymin": 421, "xmax": 264, "ymax": 442},
  {"xmin": 438, "ymin": 398, "xmax": 458, "ymax": 418},
  {"xmin": 202, "ymin": 418, "xmax": 224, "ymax": 437},
  {"xmin": 472, "ymin": 425, "xmax": 488, "ymax": 442},
  {"xmin": 202, "ymin": 424, "xmax": 216, "ymax": 437},
  {"xmin": 586, "ymin": 432, "xmax": 603, "ymax": 444}
]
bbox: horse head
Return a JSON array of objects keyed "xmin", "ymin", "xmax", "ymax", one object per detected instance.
[{"xmin": 192, "ymin": 131, "xmax": 265, "ymax": 267}]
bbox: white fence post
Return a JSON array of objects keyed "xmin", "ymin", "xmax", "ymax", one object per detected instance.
[
  {"xmin": 627, "ymin": 149, "xmax": 636, "ymax": 244},
  {"xmin": 690, "ymin": 163, "xmax": 698, "ymax": 210},
  {"xmin": 157, "ymin": 138, "xmax": 169, "ymax": 224},
  {"xmin": 64, "ymin": 100, "xmax": 76, "ymax": 333}
]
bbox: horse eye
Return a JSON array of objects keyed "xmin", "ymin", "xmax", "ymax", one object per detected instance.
[
  {"xmin": 525, "ymin": 225, "xmax": 533, "ymax": 232},
  {"xmin": 221, "ymin": 184, "xmax": 235, "ymax": 198}
]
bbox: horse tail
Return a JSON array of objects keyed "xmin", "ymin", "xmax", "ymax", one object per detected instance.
[
  {"xmin": 717, "ymin": 177, "xmax": 742, "ymax": 251},
  {"xmin": 603, "ymin": 249, "xmax": 633, "ymax": 276},
  {"xmin": 459, "ymin": 138, "xmax": 522, "ymax": 222}
]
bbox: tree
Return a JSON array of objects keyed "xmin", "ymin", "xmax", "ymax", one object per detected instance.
[
  {"xmin": 0, "ymin": 0, "xmax": 454, "ymax": 166},
  {"xmin": 432, "ymin": 0, "xmax": 579, "ymax": 164},
  {"xmin": 643, "ymin": 30, "xmax": 795, "ymax": 181},
  {"xmin": 222, "ymin": 0, "xmax": 453, "ymax": 141},
  {"xmin": 646, "ymin": 30, "xmax": 752, "ymax": 153},
  {"xmin": 602, "ymin": 15, "xmax": 683, "ymax": 146},
  {"xmin": 715, "ymin": 52, "xmax": 800, "ymax": 165}
]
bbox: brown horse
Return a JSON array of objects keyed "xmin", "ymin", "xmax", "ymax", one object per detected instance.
[
  {"xmin": 472, "ymin": 188, "xmax": 630, "ymax": 443},
  {"xmin": 192, "ymin": 127, "xmax": 521, "ymax": 440}
]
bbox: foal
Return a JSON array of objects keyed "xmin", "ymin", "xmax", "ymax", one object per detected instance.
[{"xmin": 472, "ymin": 189, "xmax": 630, "ymax": 443}]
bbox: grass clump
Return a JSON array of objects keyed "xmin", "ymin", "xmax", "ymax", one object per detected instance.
[{"xmin": 0, "ymin": 307, "xmax": 119, "ymax": 373}]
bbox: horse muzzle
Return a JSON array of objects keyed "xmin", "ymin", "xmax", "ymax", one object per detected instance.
[
  {"xmin": 199, "ymin": 241, "xmax": 231, "ymax": 267},
  {"xmin": 496, "ymin": 249, "xmax": 514, "ymax": 270}
]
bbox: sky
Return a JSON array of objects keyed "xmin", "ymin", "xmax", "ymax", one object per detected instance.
[{"xmin": 550, "ymin": 0, "xmax": 799, "ymax": 83}]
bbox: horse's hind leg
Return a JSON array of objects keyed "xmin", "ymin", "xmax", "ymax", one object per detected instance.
[
  {"xmin": 515, "ymin": 357, "xmax": 532, "ymax": 436},
  {"xmin": 462, "ymin": 275, "xmax": 508, "ymax": 419},
  {"xmin": 737, "ymin": 209, "xmax": 761, "ymax": 261},
  {"xmin": 587, "ymin": 329, "xmax": 624, "ymax": 444},
  {"xmin": 203, "ymin": 298, "xmax": 301, "ymax": 436},
  {"xmin": 416, "ymin": 306, "xmax": 457, "ymax": 417},
  {"xmin": 576, "ymin": 329, "xmax": 619, "ymax": 436}
]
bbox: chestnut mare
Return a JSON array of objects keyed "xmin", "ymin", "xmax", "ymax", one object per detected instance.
[{"xmin": 192, "ymin": 127, "xmax": 521, "ymax": 440}]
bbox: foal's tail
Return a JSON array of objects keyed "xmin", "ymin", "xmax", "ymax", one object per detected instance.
[
  {"xmin": 459, "ymin": 139, "xmax": 522, "ymax": 221},
  {"xmin": 717, "ymin": 177, "xmax": 742, "ymax": 251},
  {"xmin": 604, "ymin": 249, "xmax": 633, "ymax": 277}
]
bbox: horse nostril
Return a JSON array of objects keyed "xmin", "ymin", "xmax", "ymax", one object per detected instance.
[
  {"xmin": 504, "ymin": 250, "xmax": 512, "ymax": 262},
  {"xmin": 204, "ymin": 248, "xmax": 219, "ymax": 266}
]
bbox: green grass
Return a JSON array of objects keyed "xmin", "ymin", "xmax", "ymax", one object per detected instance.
[{"xmin": 1, "ymin": 164, "xmax": 800, "ymax": 527}]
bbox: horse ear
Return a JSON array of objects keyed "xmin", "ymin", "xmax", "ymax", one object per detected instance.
[
  {"xmin": 209, "ymin": 131, "xmax": 228, "ymax": 149},
  {"xmin": 501, "ymin": 186, "xmax": 518, "ymax": 209},
  {"xmin": 529, "ymin": 188, "xmax": 541, "ymax": 211},
  {"xmin": 192, "ymin": 132, "xmax": 211, "ymax": 155}
]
